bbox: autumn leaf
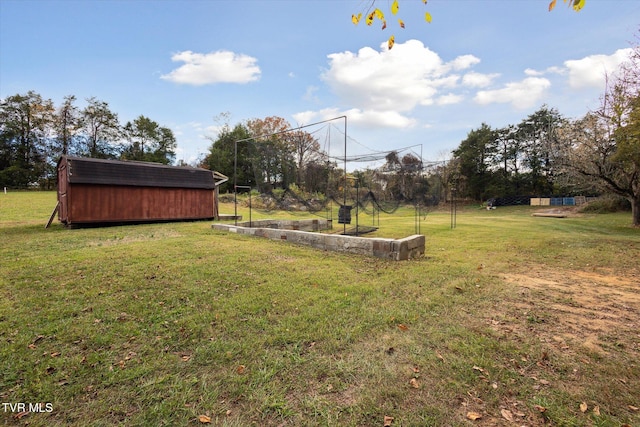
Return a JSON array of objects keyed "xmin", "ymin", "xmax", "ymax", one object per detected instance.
[
  {"xmin": 398, "ymin": 19, "xmax": 405, "ymax": 29},
  {"xmin": 397, "ymin": 323, "xmax": 408, "ymax": 331},
  {"xmin": 500, "ymin": 409, "xmax": 514, "ymax": 422},
  {"xmin": 548, "ymin": 0, "xmax": 557, "ymax": 11},
  {"xmin": 572, "ymin": 0, "xmax": 586, "ymax": 11},
  {"xmin": 391, "ymin": 0, "xmax": 399, "ymax": 15},
  {"xmin": 593, "ymin": 405, "xmax": 600, "ymax": 416},
  {"xmin": 198, "ymin": 414, "xmax": 212, "ymax": 423},
  {"xmin": 425, "ymin": 12, "xmax": 433, "ymax": 23},
  {"xmin": 366, "ymin": 11, "xmax": 375, "ymax": 26},
  {"xmin": 236, "ymin": 364, "xmax": 246, "ymax": 374},
  {"xmin": 534, "ymin": 405, "xmax": 547, "ymax": 412},
  {"xmin": 374, "ymin": 8, "xmax": 385, "ymax": 20},
  {"xmin": 409, "ymin": 378, "xmax": 420, "ymax": 388},
  {"xmin": 466, "ymin": 411, "xmax": 482, "ymax": 420},
  {"xmin": 13, "ymin": 411, "xmax": 29, "ymax": 420},
  {"xmin": 383, "ymin": 415, "xmax": 394, "ymax": 426},
  {"xmin": 382, "ymin": 20, "xmax": 387, "ymax": 30},
  {"xmin": 351, "ymin": 13, "xmax": 362, "ymax": 25},
  {"xmin": 580, "ymin": 402, "xmax": 588, "ymax": 413}
]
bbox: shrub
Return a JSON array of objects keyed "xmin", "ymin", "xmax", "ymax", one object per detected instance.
[{"xmin": 579, "ymin": 196, "xmax": 631, "ymax": 213}]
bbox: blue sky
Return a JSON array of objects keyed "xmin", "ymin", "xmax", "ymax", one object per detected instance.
[{"xmin": 1, "ymin": 0, "xmax": 638, "ymax": 167}]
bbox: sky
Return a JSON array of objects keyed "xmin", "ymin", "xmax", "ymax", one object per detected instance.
[{"xmin": 1, "ymin": 0, "xmax": 638, "ymax": 169}]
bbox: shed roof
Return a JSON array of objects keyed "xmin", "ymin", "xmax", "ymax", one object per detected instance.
[{"xmin": 60, "ymin": 156, "xmax": 216, "ymax": 189}]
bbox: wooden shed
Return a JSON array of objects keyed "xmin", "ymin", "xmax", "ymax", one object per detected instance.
[{"xmin": 57, "ymin": 156, "xmax": 227, "ymax": 226}]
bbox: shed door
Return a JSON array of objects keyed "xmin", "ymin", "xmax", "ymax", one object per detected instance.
[{"xmin": 58, "ymin": 162, "xmax": 68, "ymax": 223}]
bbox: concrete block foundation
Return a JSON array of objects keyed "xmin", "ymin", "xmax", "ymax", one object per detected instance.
[{"xmin": 212, "ymin": 219, "xmax": 425, "ymax": 261}]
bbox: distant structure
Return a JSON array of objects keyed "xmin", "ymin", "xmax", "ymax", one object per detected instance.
[{"xmin": 57, "ymin": 156, "xmax": 227, "ymax": 227}]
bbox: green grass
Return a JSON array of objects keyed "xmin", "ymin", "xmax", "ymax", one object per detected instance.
[{"xmin": 1, "ymin": 192, "xmax": 639, "ymax": 426}]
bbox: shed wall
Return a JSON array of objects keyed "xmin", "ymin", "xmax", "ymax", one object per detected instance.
[{"xmin": 65, "ymin": 184, "xmax": 214, "ymax": 224}]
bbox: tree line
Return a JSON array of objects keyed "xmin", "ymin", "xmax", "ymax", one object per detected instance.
[
  {"xmin": 0, "ymin": 92, "xmax": 177, "ymax": 189},
  {"xmin": 450, "ymin": 39, "xmax": 640, "ymax": 226}
]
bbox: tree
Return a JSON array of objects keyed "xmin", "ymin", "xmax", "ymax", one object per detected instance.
[
  {"xmin": 452, "ymin": 123, "xmax": 495, "ymax": 200},
  {"xmin": 352, "ymin": 0, "xmax": 585, "ymax": 49},
  {"xmin": 201, "ymin": 122, "xmax": 254, "ymax": 193},
  {"xmin": 559, "ymin": 71, "xmax": 640, "ymax": 226},
  {"xmin": 246, "ymin": 116, "xmax": 295, "ymax": 192},
  {"xmin": 516, "ymin": 106, "xmax": 566, "ymax": 195},
  {"xmin": 80, "ymin": 97, "xmax": 120, "ymax": 159},
  {"xmin": 286, "ymin": 129, "xmax": 320, "ymax": 188},
  {"xmin": 120, "ymin": 115, "xmax": 176, "ymax": 164},
  {"xmin": 0, "ymin": 91, "xmax": 54, "ymax": 187},
  {"xmin": 54, "ymin": 95, "xmax": 81, "ymax": 157}
]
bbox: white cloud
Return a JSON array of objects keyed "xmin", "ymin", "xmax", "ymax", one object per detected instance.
[
  {"xmin": 462, "ymin": 71, "xmax": 500, "ymax": 88},
  {"xmin": 321, "ymin": 39, "xmax": 479, "ymax": 113},
  {"xmin": 161, "ymin": 50, "xmax": 261, "ymax": 85},
  {"xmin": 564, "ymin": 48, "xmax": 632, "ymax": 89},
  {"xmin": 293, "ymin": 108, "xmax": 415, "ymax": 129},
  {"xmin": 436, "ymin": 93, "xmax": 464, "ymax": 105},
  {"xmin": 474, "ymin": 77, "xmax": 551, "ymax": 109}
]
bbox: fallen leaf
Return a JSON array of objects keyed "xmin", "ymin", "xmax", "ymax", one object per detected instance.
[
  {"xmin": 436, "ymin": 351, "xmax": 444, "ymax": 362},
  {"xmin": 383, "ymin": 415, "xmax": 394, "ymax": 426},
  {"xmin": 472, "ymin": 366, "xmax": 486, "ymax": 374},
  {"xmin": 534, "ymin": 405, "xmax": 547, "ymax": 413},
  {"xmin": 28, "ymin": 343, "xmax": 36, "ymax": 349},
  {"xmin": 593, "ymin": 405, "xmax": 600, "ymax": 416},
  {"xmin": 466, "ymin": 411, "xmax": 482, "ymax": 420},
  {"xmin": 628, "ymin": 405, "xmax": 639, "ymax": 411},
  {"xmin": 236, "ymin": 365, "xmax": 246, "ymax": 374},
  {"xmin": 397, "ymin": 324, "xmax": 408, "ymax": 331},
  {"xmin": 409, "ymin": 378, "xmax": 420, "ymax": 388},
  {"xmin": 412, "ymin": 366, "xmax": 420, "ymax": 373},
  {"xmin": 198, "ymin": 414, "xmax": 211, "ymax": 423},
  {"xmin": 14, "ymin": 411, "xmax": 29, "ymax": 420},
  {"xmin": 580, "ymin": 402, "xmax": 588, "ymax": 413},
  {"xmin": 500, "ymin": 409, "xmax": 514, "ymax": 422},
  {"xmin": 226, "ymin": 409, "xmax": 232, "ymax": 416},
  {"xmin": 50, "ymin": 352, "xmax": 61, "ymax": 357}
]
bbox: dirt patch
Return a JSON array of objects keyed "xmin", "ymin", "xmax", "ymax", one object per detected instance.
[
  {"xmin": 533, "ymin": 207, "xmax": 584, "ymax": 218},
  {"xmin": 500, "ymin": 269, "xmax": 640, "ymax": 355}
]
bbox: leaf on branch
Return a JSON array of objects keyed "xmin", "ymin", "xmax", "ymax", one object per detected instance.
[
  {"xmin": 352, "ymin": 13, "xmax": 362, "ymax": 25},
  {"xmin": 391, "ymin": 0, "xmax": 399, "ymax": 15},
  {"xmin": 549, "ymin": 0, "xmax": 557, "ymax": 11},
  {"xmin": 374, "ymin": 8, "xmax": 385, "ymax": 20},
  {"xmin": 572, "ymin": 0, "xmax": 586, "ymax": 11},
  {"xmin": 366, "ymin": 11, "xmax": 376, "ymax": 26},
  {"xmin": 425, "ymin": 12, "xmax": 433, "ymax": 23}
]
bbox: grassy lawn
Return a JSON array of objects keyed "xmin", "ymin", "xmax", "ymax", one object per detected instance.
[{"xmin": 1, "ymin": 191, "xmax": 639, "ymax": 426}]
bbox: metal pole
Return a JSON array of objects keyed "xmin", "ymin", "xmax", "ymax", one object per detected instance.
[
  {"xmin": 234, "ymin": 140, "xmax": 238, "ymax": 226},
  {"xmin": 343, "ymin": 116, "xmax": 347, "ymax": 236}
]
